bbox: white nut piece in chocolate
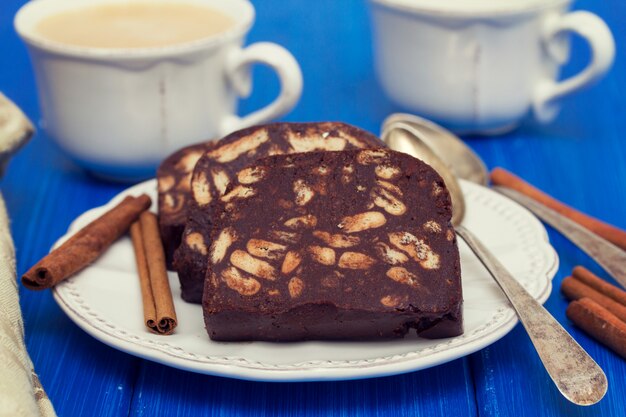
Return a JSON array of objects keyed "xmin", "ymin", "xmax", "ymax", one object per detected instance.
[
  {"xmin": 238, "ymin": 166, "xmax": 267, "ymax": 184},
  {"xmin": 380, "ymin": 294, "xmax": 408, "ymax": 308},
  {"xmin": 287, "ymin": 130, "xmax": 347, "ymax": 152},
  {"xmin": 192, "ymin": 171, "xmax": 212, "ymax": 206},
  {"xmin": 293, "ymin": 179, "xmax": 315, "ymax": 206},
  {"xmin": 185, "ymin": 232, "xmax": 208, "ymax": 255},
  {"xmin": 246, "ymin": 239, "xmax": 287, "ymax": 260},
  {"xmin": 339, "ymin": 211, "xmax": 387, "ymax": 233},
  {"xmin": 220, "ymin": 185, "xmax": 256, "ymax": 203},
  {"xmin": 230, "ymin": 250, "xmax": 278, "ymax": 281},
  {"xmin": 375, "ymin": 165, "xmax": 401, "ymax": 179},
  {"xmin": 288, "ymin": 277, "xmax": 304, "ymax": 298},
  {"xmin": 222, "ymin": 266, "xmax": 261, "ymax": 296},
  {"xmin": 281, "ymin": 251, "xmax": 302, "ymax": 274},
  {"xmin": 423, "ymin": 220, "xmax": 443, "ymax": 233},
  {"xmin": 206, "ymin": 129, "xmax": 269, "ymax": 163},
  {"xmin": 308, "ymin": 245, "xmax": 336, "ymax": 265},
  {"xmin": 210, "ymin": 228, "xmax": 237, "ymax": 265},
  {"xmin": 338, "ymin": 252, "xmax": 376, "ymax": 269},
  {"xmin": 211, "ymin": 168, "xmax": 230, "ymax": 195},
  {"xmin": 389, "ymin": 232, "xmax": 441, "ymax": 270},
  {"xmin": 356, "ymin": 149, "xmax": 389, "ymax": 165},
  {"xmin": 386, "ymin": 267, "xmax": 421, "ymax": 288}
]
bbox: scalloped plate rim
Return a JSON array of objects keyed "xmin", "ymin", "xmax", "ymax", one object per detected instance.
[{"xmin": 52, "ymin": 178, "xmax": 559, "ymax": 382}]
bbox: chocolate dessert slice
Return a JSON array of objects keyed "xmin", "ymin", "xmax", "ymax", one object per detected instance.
[
  {"xmin": 200, "ymin": 149, "xmax": 463, "ymax": 341},
  {"xmin": 172, "ymin": 122, "xmax": 384, "ymax": 302},
  {"xmin": 158, "ymin": 143, "xmax": 214, "ymax": 268}
]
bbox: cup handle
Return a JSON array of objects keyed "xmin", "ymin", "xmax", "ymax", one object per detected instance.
[
  {"xmin": 219, "ymin": 42, "xmax": 303, "ymax": 136},
  {"xmin": 533, "ymin": 11, "xmax": 615, "ymax": 122}
]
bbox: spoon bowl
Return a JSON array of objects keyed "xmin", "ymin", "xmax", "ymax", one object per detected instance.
[{"xmin": 382, "ymin": 113, "xmax": 488, "ymax": 186}]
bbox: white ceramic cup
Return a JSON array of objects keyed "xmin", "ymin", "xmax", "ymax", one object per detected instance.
[
  {"xmin": 15, "ymin": 0, "xmax": 303, "ymax": 180},
  {"xmin": 369, "ymin": 0, "xmax": 615, "ymax": 134}
]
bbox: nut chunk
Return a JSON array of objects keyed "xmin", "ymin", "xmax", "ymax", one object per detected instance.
[{"xmin": 203, "ymin": 149, "xmax": 462, "ymax": 341}]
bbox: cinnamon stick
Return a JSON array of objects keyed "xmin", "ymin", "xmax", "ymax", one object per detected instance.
[
  {"xmin": 130, "ymin": 211, "xmax": 177, "ymax": 335},
  {"xmin": 561, "ymin": 276, "xmax": 626, "ymax": 323},
  {"xmin": 130, "ymin": 221, "xmax": 157, "ymax": 333},
  {"xmin": 572, "ymin": 266, "xmax": 626, "ymax": 306},
  {"xmin": 490, "ymin": 168, "xmax": 626, "ymax": 251},
  {"xmin": 566, "ymin": 298, "xmax": 626, "ymax": 359},
  {"xmin": 22, "ymin": 194, "xmax": 151, "ymax": 290}
]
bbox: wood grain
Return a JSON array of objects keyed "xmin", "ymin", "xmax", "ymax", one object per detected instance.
[
  {"xmin": 129, "ymin": 359, "xmax": 476, "ymax": 417},
  {"xmin": 1, "ymin": 0, "xmax": 626, "ymax": 416}
]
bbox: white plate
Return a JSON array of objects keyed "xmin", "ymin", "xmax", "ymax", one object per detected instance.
[{"xmin": 52, "ymin": 179, "xmax": 558, "ymax": 382}]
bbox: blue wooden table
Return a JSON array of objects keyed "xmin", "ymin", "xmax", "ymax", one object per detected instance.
[{"xmin": 2, "ymin": 1, "xmax": 625, "ymax": 416}]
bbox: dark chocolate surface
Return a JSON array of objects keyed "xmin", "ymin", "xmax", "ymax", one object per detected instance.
[
  {"xmin": 173, "ymin": 122, "xmax": 384, "ymax": 303},
  {"xmin": 200, "ymin": 149, "xmax": 463, "ymax": 341}
]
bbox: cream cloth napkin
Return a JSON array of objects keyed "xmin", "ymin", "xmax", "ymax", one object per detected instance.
[{"xmin": 0, "ymin": 94, "xmax": 56, "ymax": 417}]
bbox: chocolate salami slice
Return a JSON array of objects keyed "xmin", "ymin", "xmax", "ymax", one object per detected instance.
[
  {"xmin": 200, "ymin": 149, "xmax": 463, "ymax": 341},
  {"xmin": 172, "ymin": 122, "xmax": 384, "ymax": 302},
  {"xmin": 158, "ymin": 143, "xmax": 214, "ymax": 268}
]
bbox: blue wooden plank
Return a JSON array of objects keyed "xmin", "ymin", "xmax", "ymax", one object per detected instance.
[
  {"xmin": 129, "ymin": 359, "xmax": 476, "ymax": 417},
  {"xmin": 1, "ymin": 0, "xmax": 626, "ymax": 415}
]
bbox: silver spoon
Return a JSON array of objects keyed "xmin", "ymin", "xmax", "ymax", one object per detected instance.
[
  {"xmin": 382, "ymin": 122, "xmax": 607, "ymax": 406},
  {"xmin": 382, "ymin": 113, "xmax": 626, "ymax": 289}
]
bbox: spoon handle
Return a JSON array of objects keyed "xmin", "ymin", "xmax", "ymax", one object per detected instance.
[
  {"xmin": 456, "ymin": 225, "xmax": 607, "ymax": 406},
  {"xmin": 494, "ymin": 185, "xmax": 626, "ymax": 289}
]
